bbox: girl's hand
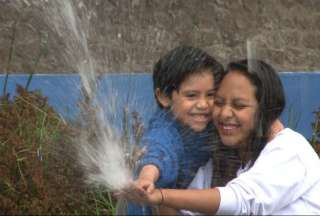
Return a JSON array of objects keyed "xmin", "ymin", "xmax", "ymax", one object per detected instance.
[
  {"xmin": 125, "ymin": 185, "xmax": 162, "ymax": 206},
  {"xmin": 115, "ymin": 177, "xmax": 155, "ymax": 202}
]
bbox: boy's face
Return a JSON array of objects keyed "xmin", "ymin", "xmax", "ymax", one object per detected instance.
[{"xmin": 170, "ymin": 70, "xmax": 215, "ymax": 132}]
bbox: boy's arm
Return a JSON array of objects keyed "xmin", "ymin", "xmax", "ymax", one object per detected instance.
[
  {"xmin": 136, "ymin": 164, "xmax": 160, "ymax": 192},
  {"xmin": 139, "ymin": 134, "xmax": 181, "ymax": 187}
]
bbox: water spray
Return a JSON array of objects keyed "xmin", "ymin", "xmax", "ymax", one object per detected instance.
[{"xmin": 41, "ymin": 0, "xmax": 142, "ymax": 192}]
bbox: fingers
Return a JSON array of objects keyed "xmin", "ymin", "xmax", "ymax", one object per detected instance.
[
  {"xmin": 116, "ymin": 181, "xmax": 161, "ymax": 206},
  {"xmin": 125, "ymin": 189, "xmax": 149, "ymax": 204},
  {"xmin": 139, "ymin": 180, "xmax": 155, "ymax": 193},
  {"xmin": 117, "ymin": 182, "xmax": 148, "ymax": 204},
  {"xmin": 146, "ymin": 183, "xmax": 155, "ymax": 193}
]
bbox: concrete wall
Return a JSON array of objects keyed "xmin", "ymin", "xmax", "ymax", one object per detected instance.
[{"xmin": 1, "ymin": 0, "xmax": 320, "ymax": 74}]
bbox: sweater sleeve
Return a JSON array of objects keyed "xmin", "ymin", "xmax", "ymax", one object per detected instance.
[
  {"xmin": 216, "ymin": 135, "xmax": 308, "ymax": 215},
  {"xmin": 138, "ymin": 128, "xmax": 181, "ymax": 187}
]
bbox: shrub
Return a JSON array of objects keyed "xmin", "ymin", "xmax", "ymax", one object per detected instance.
[
  {"xmin": 0, "ymin": 85, "xmax": 115, "ymax": 215},
  {"xmin": 310, "ymin": 108, "xmax": 320, "ymax": 157}
]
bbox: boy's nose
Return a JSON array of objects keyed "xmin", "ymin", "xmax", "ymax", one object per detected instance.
[{"xmin": 196, "ymin": 98, "xmax": 211, "ymax": 109}]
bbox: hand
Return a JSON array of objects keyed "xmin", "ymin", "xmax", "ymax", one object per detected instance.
[
  {"xmin": 140, "ymin": 188, "xmax": 163, "ymax": 206},
  {"xmin": 115, "ymin": 182, "xmax": 163, "ymax": 206},
  {"xmin": 115, "ymin": 164, "xmax": 160, "ymax": 204},
  {"xmin": 135, "ymin": 164, "xmax": 159, "ymax": 193},
  {"xmin": 119, "ymin": 181, "xmax": 147, "ymax": 204},
  {"xmin": 268, "ymin": 119, "xmax": 284, "ymax": 141},
  {"xmin": 136, "ymin": 177, "xmax": 155, "ymax": 193},
  {"xmin": 114, "ymin": 177, "xmax": 154, "ymax": 201}
]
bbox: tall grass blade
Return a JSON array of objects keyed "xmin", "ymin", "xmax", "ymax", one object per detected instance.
[{"xmin": 3, "ymin": 19, "xmax": 19, "ymax": 96}]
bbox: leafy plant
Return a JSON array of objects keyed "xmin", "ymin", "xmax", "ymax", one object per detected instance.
[
  {"xmin": 121, "ymin": 107, "xmax": 145, "ymax": 172},
  {"xmin": 0, "ymin": 85, "xmax": 121, "ymax": 215},
  {"xmin": 310, "ymin": 108, "xmax": 320, "ymax": 157}
]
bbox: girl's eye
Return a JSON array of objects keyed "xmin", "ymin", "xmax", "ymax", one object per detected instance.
[
  {"xmin": 233, "ymin": 103, "xmax": 247, "ymax": 110},
  {"xmin": 214, "ymin": 100, "xmax": 224, "ymax": 107}
]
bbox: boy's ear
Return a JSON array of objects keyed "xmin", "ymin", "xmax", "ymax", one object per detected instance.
[{"xmin": 155, "ymin": 88, "xmax": 171, "ymax": 108}]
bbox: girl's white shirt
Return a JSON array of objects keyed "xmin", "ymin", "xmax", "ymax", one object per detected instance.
[
  {"xmin": 180, "ymin": 158, "xmax": 213, "ymax": 215},
  {"xmin": 185, "ymin": 128, "xmax": 320, "ymax": 215}
]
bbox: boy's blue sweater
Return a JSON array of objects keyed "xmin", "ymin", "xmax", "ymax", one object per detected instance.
[{"xmin": 126, "ymin": 109, "xmax": 215, "ymax": 215}]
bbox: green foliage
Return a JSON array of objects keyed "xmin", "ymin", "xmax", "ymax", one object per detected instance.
[
  {"xmin": 310, "ymin": 108, "xmax": 320, "ymax": 157},
  {"xmin": 0, "ymin": 85, "xmax": 116, "ymax": 215},
  {"xmin": 120, "ymin": 107, "xmax": 145, "ymax": 172}
]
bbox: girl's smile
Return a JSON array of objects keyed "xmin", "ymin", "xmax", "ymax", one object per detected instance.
[{"xmin": 213, "ymin": 70, "xmax": 258, "ymax": 148}]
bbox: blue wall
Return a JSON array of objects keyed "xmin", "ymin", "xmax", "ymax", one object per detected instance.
[{"xmin": 1, "ymin": 72, "xmax": 320, "ymax": 139}]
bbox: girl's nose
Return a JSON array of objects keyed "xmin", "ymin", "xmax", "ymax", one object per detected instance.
[{"xmin": 219, "ymin": 105, "xmax": 233, "ymax": 118}]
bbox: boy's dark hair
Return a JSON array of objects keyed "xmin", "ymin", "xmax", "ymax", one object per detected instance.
[
  {"xmin": 153, "ymin": 45, "xmax": 224, "ymax": 108},
  {"xmin": 228, "ymin": 59, "xmax": 285, "ymax": 165}
]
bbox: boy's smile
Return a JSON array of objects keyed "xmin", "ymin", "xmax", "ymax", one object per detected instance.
[{"xmin": 170, "ymin": 70, "xmax": 215, "ymax": 132}]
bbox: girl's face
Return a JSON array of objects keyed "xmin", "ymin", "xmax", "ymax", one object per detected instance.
[
  {"xmin": 161, "ymin": 70, "xmax": 215, "ymax": 132},
  {"xmin": 213, "ymin": 70, "xmax": 258, "ymax": 148}
]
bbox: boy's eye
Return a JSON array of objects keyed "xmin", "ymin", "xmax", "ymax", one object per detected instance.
[
  {"xmin": 207, "ymin": 91, "xmax": 215, "ymax": 98},
  {"xmin": 185, "ymin": 93, "xmax": 197, "ymax": 98}
]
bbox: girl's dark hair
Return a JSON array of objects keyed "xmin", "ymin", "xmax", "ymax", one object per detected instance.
[
  {"xmin": 153, "ymin": 45, "xmax": 224, "ymax": 108},
  {"xmin": 212, "ymin": 59, "xmax": 286, "ymax": 186},
  {"xmin": 228, "ymin": 59, "xmax": 285, "ymax": 164}
]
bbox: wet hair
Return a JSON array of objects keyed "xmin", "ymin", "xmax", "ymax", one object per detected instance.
[
  {"xmin": 152, "ymin": 45, "xmax": 224, "ymax": 108},
  {"xmin": 227, "ymin": 59, "xmax": 286, "ymax": 166},
  {"xmin": 212, "ymin": 59, "xmax": 286, "ymax": 186}
]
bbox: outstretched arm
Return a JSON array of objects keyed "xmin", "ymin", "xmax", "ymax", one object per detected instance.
[
  {"xmin": 160, "ymin": 188, "xmax": 221, "ymax": 214},
  {"xmin": 127, "ymin": 187, "xmax": 221, "ymax": 215}
]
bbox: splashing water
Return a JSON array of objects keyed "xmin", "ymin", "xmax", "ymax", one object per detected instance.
[
  {"xmin": 77, "ymin": 116, "xmax": 132, "ymax": 190},
  {"xmin": 40, "ymin": 0, "xmax": 138, "ymax": 191},
  {"xmin": 43, "ymin": 0, "xmax": 96, "ymax": 97},
  {"xmin": 246, "ymin": 38, "xmax": 260, "ymax": 72}
]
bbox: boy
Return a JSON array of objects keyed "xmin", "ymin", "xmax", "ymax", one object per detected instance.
[{"xmin": 126, "ymin": 45, "xmax": 223, "ymax": 215}]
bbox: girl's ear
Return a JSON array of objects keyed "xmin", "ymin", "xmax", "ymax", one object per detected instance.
[{"xmin": 155, "ymin": 88, "xmax": 171, "ymax": 108}]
